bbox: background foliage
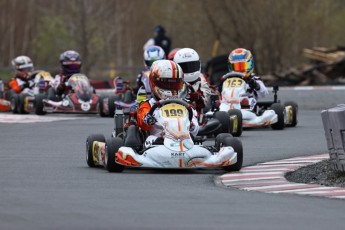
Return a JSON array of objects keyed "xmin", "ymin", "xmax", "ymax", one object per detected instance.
[{"xmin": 0, "ymin": 0, "xmax": 345, "ymax": 81}]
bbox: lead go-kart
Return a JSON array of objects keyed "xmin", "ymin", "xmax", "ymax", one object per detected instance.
[
  {"xmin": 86, "ymin": 99, "xmax": 243, "ymax": 172},
  {"xmin": 215, "ymin": 72, "xmax": 298, "ymax": 135},
  {"xmin": 35, "ymin": 74, "xmax": 99, "ymax": 115}
]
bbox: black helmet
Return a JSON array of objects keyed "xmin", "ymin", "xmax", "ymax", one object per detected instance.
[
  {"xmin": 154, "ymin": 25, "xmax": 165, "ymax": 35},
  {"xmin": 60, "ymin": 50, "xmax": 82, "ymax": 75}
]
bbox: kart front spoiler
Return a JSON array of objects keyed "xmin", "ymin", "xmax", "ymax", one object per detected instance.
[{"xmin": 115, "ymin": 145, "xmax": 237, "ymax": 169}]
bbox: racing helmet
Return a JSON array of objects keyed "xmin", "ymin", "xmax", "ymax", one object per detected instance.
[
  {"xmin": 167, "ymin": 48, "xmax": 181, "ymax": 60},
  {"xmin": 228, "ymin": 48, "xmax": 254, "ymax": 79},
  {"xmin": 144, "ymin": 45, "xmax": 166, "ymax": 70},
  {"xmin": 11, "ymin": 55, "xmax": 34, "ymax": 80},
  {"xmin": 60, "ymin": 50, "xmax": 82, "ymax": 75},
  {"xmin": 149, "ymin": 60, "xmax": 186, "ymax": 100},
  {"xmin": 173, "ymin": 48, "xmax": 201, "ymax": 83}
]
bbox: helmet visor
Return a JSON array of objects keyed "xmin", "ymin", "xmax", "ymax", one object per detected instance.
[
  {"xmin": 62, "ymin": 61, "xmax": 82, "ymax": 71},
  {"xmin": 145, "ymin": 60, "xmax": 156, "ymax": 68},
  {"xmin": 153, "ymin": 78, "xmax": 184, "ymax": 90},
  {"xmin": 178, "ymin": 61, "xmax": 200, "ymax": 74},
  {"xmin": 229, "ymin": 61, "xmax": 250, "ymax": 73}
]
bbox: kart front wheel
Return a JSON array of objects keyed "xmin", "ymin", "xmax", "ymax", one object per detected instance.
[
  {"xmin": 228, "ymin": 109, "xmax": 243, "ymax": 137},
  {"xmin": 271, "ymin": 103, "xmax": 285, "ymax": 130},
  {"xmin": 10, "ymin": 93, "xmax": 19, "ymax": 114},
  {"xmin": 86, "ymin": 134, "xmax": 105, "ymax": 167},
  {"xmin": 35, "ymin": 94, "xmax": 46, "ymax": 115},
  {"xmin": 222, "ymin": 137, "xmax": 243, "ymax": 172},
  {"xmin": 108, "ymin": 95, "xmax": 121, "ymax": 118},
  {"xmin": 98, "ymin": 95, "xmax": 107, "ymax": 117},
  {"xmin": 284, "ymin": 101, "xmax": 298, "ymax": 127},
  {"xmin": 105, "ymin": 137, "xmax": 124, "ymax": 172}
]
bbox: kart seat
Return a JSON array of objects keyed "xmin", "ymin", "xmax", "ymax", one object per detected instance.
[{"xmin": 124, "ymin": 125, "xmax": 143, "ymax": 150}]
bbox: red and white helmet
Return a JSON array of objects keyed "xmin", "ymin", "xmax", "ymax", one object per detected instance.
[
  {"xmin": 11, "ymin": 55, "xmax": 34, "ymax": 80},
  {"xmin": 173, "ymin": 48, "xmax": 201, "ymax": 83},
  {"xmin": 149, "ymin": 60, "xmax": 186, "ymax": 100}
]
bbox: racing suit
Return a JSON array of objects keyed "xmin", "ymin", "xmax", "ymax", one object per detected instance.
[
  {"xmin": 8, "ymin": 75, "xmax": 34, "ymax": 94},
  {"xmin": 137, "ymin": 98, "xmax": 200, "ymax": 146},
  {"xmin": 187, "ymin": 74, "xmax": 212, "ymax": 112},
  {"xmin": 49, "ymin": 73, "xmax": 73, "ymax": 99}
]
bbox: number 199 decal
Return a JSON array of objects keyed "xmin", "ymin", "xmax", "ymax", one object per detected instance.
[{"xmin": 162, "ymin": 104, "xmax": 187, "ymax": 118}]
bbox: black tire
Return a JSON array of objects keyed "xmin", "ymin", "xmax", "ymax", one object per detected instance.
[
  {"xmin": 105, "ymin": 137, "xmax": 125, "ymax": 172},
  {"xmin": 213, "ymin": 111, "xmax": 230, "ymax": 136},
  {"xmin": 98, "ymin": 95, "xmax": 107, "ymax": 117},
  {"xmin": 18, "ymin": 94, "xmax": 28, "ymax": 114},
  {"xmin": 270, "ymin": 103, "xmax": 285, "ymax": 130},
  {"xmin": 123, "ymin": 90, "xmax": 133, "ymax": 103},
  {"xmin": 108, "ymin": 95, "xmax": 121, "ymax": 118},
  {"xmin": 215, "ymin": 133, "xmax": 233, "ymax": 149},
  {"xmin": 35, "ymin": 94, "xmax": 46, "ymax": 115},
  {"xmin": 284, "ymin": 101, "xmax": 298, "ymax": 127},
  {"xmin": 228, "ymin": 109, "xmax": 243, "ymax": 137},
  {"xmin": 222, "ymin": 137, "xmax": 243, "ymax": 172},
  {"xmin": 10, "ymin": 93, "xmax": 19, "ymax": 114},
  {"xmin": 86, "ymin": 134, "xmax": 105, "ymax": 167}
]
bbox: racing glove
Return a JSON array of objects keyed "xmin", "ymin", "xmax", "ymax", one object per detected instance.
[
  {"xmin": 143, "ymin": 113, "xmax": 156, "ymax": 125},
  {"xmin": 247, "ymin": 77, "xmax": 260, "ymax": 91},
  {"xmin": 189, "ymin": 92, "xmax": 201, "ymax": 102}
]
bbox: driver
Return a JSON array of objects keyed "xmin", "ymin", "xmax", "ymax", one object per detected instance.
[
  {"xmin": 49, "ymin": 50, "xmax": 82, "ymax": 100},
  {"xmin": 137, "ymin": 60, "xmax": 199, "ymax": 145},
  {"xmin": 133, "ymin": 45, "xmax": 165, "ymax": 97},
  {"xmin": 9, "ymin": 55, "xmax": 35, "ymax": 94},
  {"xmin": 173, "ymin": 48, "xmax": 211, "ymax": 113},
  {"xmin": 223, "ymin": 48, "xmax": 268, "ymax": 99}
]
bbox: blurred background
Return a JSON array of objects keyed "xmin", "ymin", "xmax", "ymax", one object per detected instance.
[{"xmin": 1, "ymin": 0, "xmax": 345, "ymax": 85}]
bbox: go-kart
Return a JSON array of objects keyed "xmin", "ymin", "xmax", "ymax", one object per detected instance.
[
  {"xmin": 86, "ymin": 99, "xmax": 243, "ymax": 172},
  {"xmin": 219, "ymin": 72, "xmax": 298, "ymax": 131},
  {"xmin": 98, "ymin": 77, "xmax": 135, "ymax": 117},
  {"xmin": 185, "ymin": 83, "xmax": 240, "ymax": 138},
  {"xmin": 8, "ymin": 71, "xmax": 53, "ymax": 114},
  {"xmin": 35, "ymin": 73, "xmax": 99, "ymax": 115}
]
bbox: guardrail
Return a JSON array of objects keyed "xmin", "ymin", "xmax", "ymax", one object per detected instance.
[{"xmin": 321, "ymin": 104, "xmax": 345, "ymax": 172}]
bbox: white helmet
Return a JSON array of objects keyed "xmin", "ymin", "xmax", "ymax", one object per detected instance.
[
  {"xmin": 149, "ymin": 60, "xmax": 186, "ymax": 100},
  {"xmin": 144, "ymin": 45, "xmax": 166, "ymax": 69},
  {"xmin": 173, "ymin": 48, "xmax": 201, "ymax": 83}
]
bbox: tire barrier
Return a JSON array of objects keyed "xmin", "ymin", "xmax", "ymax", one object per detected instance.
[{"xmin": 321, "ymin": 104, "xmax": 345, "ymax": 172}]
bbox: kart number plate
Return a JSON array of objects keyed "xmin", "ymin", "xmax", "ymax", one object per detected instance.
[
  {"xmin": 224, "ymin": 78, "xmax": 245, "ymax": 88},
  {"xmin": 162, "ymin": 104, "xmax": 187, "ymax": 118}
]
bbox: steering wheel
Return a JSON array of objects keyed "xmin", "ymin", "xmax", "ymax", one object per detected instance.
[
  {"xmin": 221, "ymin": 71, "xmax": 245, "ymax": 81},
  {"xmin": 148, "ymin": 99, "xmax": 194, "ymax": 121}
]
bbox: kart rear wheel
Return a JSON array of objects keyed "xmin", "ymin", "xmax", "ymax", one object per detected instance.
[
  {"xmin": 222, "ymin": 137, "xmax": 243, "ymax": 172},
  {"xmin": 98, "ymin": 95, "xmax": 107, "ymax": 117},
  {"xmin": 228, "ymin": 109, "xmax": 243, "ymax": 137},
  {"xmin": 18, "ymin": 94, "xmax": 28, "ymax": 114},
  {"xmin": 86, "ymin": 134, "xmax": 105, "ymax": 167},
  {"xmin": 284, "ymin": 101, "xmax": 298, "ymax": 127},
  {"xmin": 35, "ymin": 94, "xmax": 46, "ymax": 115},
  {"xmin": 105, "ymin": 137, "xmax": 125, "ymax": 172},
  {"xmin": 213, "ymin": 111, "xmax": 230, "ymax": 137},
  {"xmin": 271, "ymin": 103, "xmax": 285, "ymax": 130},
  {"xmin": 108, "ymin": 95, "xmax": 121, "ymax": 118}
]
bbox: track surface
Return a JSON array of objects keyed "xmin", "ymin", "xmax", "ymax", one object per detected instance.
[{"xmin": 1, "ymin": 89, "xmax": 345, "ymax": 230}]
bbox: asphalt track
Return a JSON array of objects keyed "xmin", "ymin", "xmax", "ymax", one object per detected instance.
[{"xmin": 0, "ymin": 88, "xmax": 345, "ymax": 230}]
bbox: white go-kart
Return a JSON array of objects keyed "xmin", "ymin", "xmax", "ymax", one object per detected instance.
[{"xmin": 86, "ymin": 99, "xmax": 243, "ymax": 172}]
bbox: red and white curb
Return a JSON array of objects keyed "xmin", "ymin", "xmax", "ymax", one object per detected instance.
[
  {"xmin": 218, "ymin": 154, "xmax": 345, "ymax": 199},
  {"xmin": 0, "ymin": 114, "xmax": 88, "ymax": 123}
]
